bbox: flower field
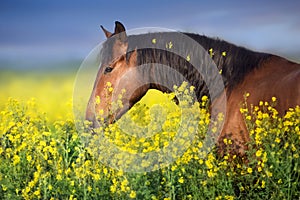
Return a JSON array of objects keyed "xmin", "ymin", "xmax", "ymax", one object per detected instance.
[{"xmin": 0, "ymin": 70, "xmax": 299, "ymax": 199}]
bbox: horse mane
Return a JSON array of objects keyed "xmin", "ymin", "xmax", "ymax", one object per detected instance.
[
  {"xmin": 124, "ymin": 32, "xmax": 271, "ymax": 99},
  {"xmin": 185, "ymin": 33, "xmax": 271, "ymax": 90}
]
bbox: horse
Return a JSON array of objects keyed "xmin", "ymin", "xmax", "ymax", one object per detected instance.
[{"xmin": 86, "ymin": 21, "xmax": 300, "ymax": 155}]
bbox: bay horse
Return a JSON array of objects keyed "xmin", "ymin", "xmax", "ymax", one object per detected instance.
[{"xmin": 86, "ymin": 21, "xmax": 300, "ymax": 155}]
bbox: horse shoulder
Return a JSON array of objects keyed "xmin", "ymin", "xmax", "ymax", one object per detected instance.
[{"xmin": 217, "ymin": 55, "xmax": 300, "ymax": 155}]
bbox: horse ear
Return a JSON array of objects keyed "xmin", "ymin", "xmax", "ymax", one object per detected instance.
[
  {"xmin": 111, "ymin": 21, "xmax": 128, "ymax": 59},
  {"xmin": 114, "ymin": 21, "xmax": 126, "ymax": 33},
  {"xmin": 100, "ymin": 25, "xmax": 113, "ymax": 38},
  {"xmin": 114, "ymin": 21, "xmax": 127, "ymax": 42}
]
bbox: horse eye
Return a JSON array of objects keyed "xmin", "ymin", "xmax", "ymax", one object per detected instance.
[{"xmin": 104, "ymin": 66, "xmax": 113, "ymax": 74}]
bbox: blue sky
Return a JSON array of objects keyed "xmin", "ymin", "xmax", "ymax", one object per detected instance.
[{"xmin": 1, "ymin": 0, "xmax": 299, "ymax": 69}]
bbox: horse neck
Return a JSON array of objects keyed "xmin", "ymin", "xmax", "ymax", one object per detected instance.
[
  {"xmin": 141, "ymin": 48, "xmax": 210, "ymax": 100},
  {"xmin": 186, "ymin": 33, "xmax": 271, "ymax": 90},
  {"xmin": 133, "ymin": 33, "xmax": 271, "ymax": 99}
]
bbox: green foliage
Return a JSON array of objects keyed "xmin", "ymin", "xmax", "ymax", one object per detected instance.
[{"xmin": 0, "ymin": 86, "xmax": 299, "ymax": 199}]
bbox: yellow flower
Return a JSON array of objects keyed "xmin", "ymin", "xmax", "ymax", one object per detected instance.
[
  {"xmin": 223, "ymin": 138, "xmax": 228, "ymax": 145},
  {"xmin": 13, "ymin": 155, "xmax": 21, "ymax": 166},
  {"xmin": 258, "ymin": 166, "xmax": 262, "ymax": 172},
  {"xmin": 56, "ymin": 174, "xmax": 62, "ymax": 181},
  {"xmin": 205, "ymin": 160, "xmax": 213, "ymax": 169},
  {"xmin": 106, "ymin": 82, "xmax": 112, "ymax": 87},
  {"xmin": 284, "ymin": 142, "xmax": 289, "ymax": 149},
  {"xmin": 171, "ymin": 165, "xmax": 177, "ymax": 171},
  {"xmin": 39, "ymin": 140, "xmax": 46, "ymax": 147},
  {"xmin": 261, "ymin": 180, "xmax": 266, "ymax": 188},
  {"xmin": 256, "ymin": 149, "xmax": 262, "ymax": 157},
  {"xmin": 33, "ymin": 189, "xmax": 40, "ymax": 196},
  {"xmin": 291, "ymin": 144, "xmax": 296, "ymax": 152},
  {"xmin": 207, "ymin": 169, "xmax": 216, "ymax": 178},
  {"xmin": 129, "ymin": 190, "xmax": 137, "ymax": 198},
  {"xmin": 215, "ymin": 196, "xmax": 222, "ymax": 200},
  {"xmin": 199, "ymin": 159, "xmax": 204, "ymax": 165},
  {"xmin": 225, "ymin": 195, "xmax": 234, "ymax": 200},
  {"xmin": 178, "ymin": 177, "xmax": 184, "ymax": 183},
  {"xmin": 95, "ymin": 96, "xmax": 101, "ymax": 104},
  {"xmin": 186, "ymin": 54, "xmax": 191, "ymax": 61},
  {"xmin": 262, "ymin": 113, "xmax": 269, "ymax": 119},
  {"xmin": 262, "ymin": 152, "xmax": 268, "ymax": 163},
  {"xmin": 239, "ymin": 186, "xmax": 245, "ymax": 191},
  {"xmin": 209, "ymin": 48, "xmax": 214, "ymax": 57},
  {"xmin": 108, "ymin": 87, "xmax": 114, "ymax": 92},
  {"xmin": 69, "ymin": 195, "xmax": 76, "ymax": 200},
  {"xmin": 110, "ymin": 185, "xmax": 116, "ymax": 193},
  {"xmin": 247, "ymin": 167, "xmax": 253, "ymax": 174},
  {"xmin": 168, "ymin": 41, "xmax": 173, "ymax": 49},
  {"xmin": 2, "ymin": 185, "xmax": 7, "ymax": 191},
  {"xmin": 266, "ymin": 170, "xmax": 273, "ymax": 177},
  {"xmin": 275, "ymin": 137, "xmax": 281, "ymax": 143},
  {"xmin": 48, "ymin": 185, "xmax": 53, "ymax": 191},
  {"xmin": 201, "ymin": 95, "xmax": 208, "ymax": 102}
]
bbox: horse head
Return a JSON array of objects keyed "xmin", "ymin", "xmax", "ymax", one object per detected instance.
[{"xmin": 85, "ymin": 21, "xmax": 150, "ymax": 126}]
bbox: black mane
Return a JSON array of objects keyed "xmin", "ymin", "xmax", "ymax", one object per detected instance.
[
  {"xmin": 106, "ymin": 32, "xmax": 272, "ymax": 100},
  {"xmin": 185, "ymin": 33, "xmax": 271, "ymax": 90}
]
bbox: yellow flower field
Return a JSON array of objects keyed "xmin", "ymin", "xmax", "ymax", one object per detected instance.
[{"xmin": 0, "ymin": 70, "xmax": 299, "ymax": 199}]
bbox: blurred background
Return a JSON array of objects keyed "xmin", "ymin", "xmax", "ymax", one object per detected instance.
[{"xmin": 1, "ymin": 0, "xmax": 299, "ymax": 120}]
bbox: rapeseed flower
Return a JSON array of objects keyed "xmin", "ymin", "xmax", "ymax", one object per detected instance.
[{"xmin": 1, "ymin": 81, "xmax": 299, "ymax": 199}]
